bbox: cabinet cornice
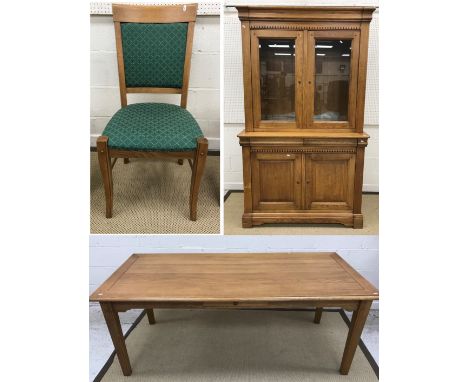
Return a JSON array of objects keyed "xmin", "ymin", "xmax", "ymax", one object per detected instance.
[{"xmin": 235, "ymin": 6, "xmax": 376, "ymax": 23}]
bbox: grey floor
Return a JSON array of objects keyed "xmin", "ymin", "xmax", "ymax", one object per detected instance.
[{"xmin": 89, "ymin": 303, "xmax": 379, "ymax": 381}]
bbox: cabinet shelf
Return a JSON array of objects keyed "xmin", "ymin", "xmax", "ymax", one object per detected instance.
[{"xmin": 238, "ymin": 130, "xmax": 369, "ymax": 139}]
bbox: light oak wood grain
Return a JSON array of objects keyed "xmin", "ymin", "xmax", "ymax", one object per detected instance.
[
  {"xmin": 236, "ymin": 6, "xmax": 375, "ymax": 22},
  {"xmin": 238, "ymin": 130, "xmax": 369, "ymax": 138},
  {"xmin": 235, "ymin": 6, "xmax": 375, "ymax": 228},
  {"xmin": 112, "ymin": 3, "xmax": 197, "ymax": 23},
  {"xmin": 96, "ymin": 4, "xmax": 209, "ymax": 221},
  {"xmin": 241, "ymin": 20, "xmax": 254, "ymax": 131},
  {"xmin": 90, "ymin": 252, "xmax": 378, "ymax": 376},
  {"xmin": 252, "ymin": 152, "xmax": 302, "ymax": 211},
  {"xmin": 90, "ymin": 253, "xmax": 378, "ymax": 302}
]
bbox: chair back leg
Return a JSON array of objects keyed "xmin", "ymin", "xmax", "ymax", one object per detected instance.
[
  {"xmin": 189, "ymin": 137, "xmax": 209, "ymax": 220},
  {"xmin": 97, "ymin": 136, "xmax": 114, "ymax": 218}
]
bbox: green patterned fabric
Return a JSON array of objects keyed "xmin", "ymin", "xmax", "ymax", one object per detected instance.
[
  {"xmin": 121, "ymin": 22, "xmax": 188, "ymax": 88},
  {"xmin": 102, "ymin": 103, "xmax": 203, "ymax": 151}
]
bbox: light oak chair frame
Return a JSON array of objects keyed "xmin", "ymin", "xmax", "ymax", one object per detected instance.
[{"xmin": 97, "ymin": 3, "xmax": 208, "ymax": 220}]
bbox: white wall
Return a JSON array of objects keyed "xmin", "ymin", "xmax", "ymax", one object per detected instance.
[
  {"xmin": 224, "ymin": 2, "xmax": 379, "ymax": 191},
  {"xmin": 90, "ymin": 235, "xmax": 379, "ymax": 308},
  {"xmin": 90, "ymin": 14, "xmax": 220, "ymax": 150}
]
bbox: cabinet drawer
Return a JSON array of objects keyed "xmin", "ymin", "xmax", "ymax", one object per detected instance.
[{"xmin": 303, "ymin": 138, "xmax": 356, "ymax": 147}]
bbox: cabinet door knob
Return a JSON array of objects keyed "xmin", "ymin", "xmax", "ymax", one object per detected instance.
[
  {"xmin": 306, "ymin": 180, "xmax": 310, "ymax": 184},
  {"xmin": 296, "ymin": 181, "xmax": 300, "ymax": 184}
]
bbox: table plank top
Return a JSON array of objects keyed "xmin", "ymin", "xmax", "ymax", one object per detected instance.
[{"xmin": 89, "ymin": 253, "xmax": 378, "ymax": 302}]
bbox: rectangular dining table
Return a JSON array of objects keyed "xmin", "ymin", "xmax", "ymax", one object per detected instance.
[{"xmin": 90, "ymin": 252, "xmax": 378, "ymax": 376}]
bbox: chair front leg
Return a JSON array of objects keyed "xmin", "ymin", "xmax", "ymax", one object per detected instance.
[
  {"xmin": 189, "ymin": 137, "xmax": 208, "ymax": 221},
  {"xmin": 97, "ymin": 136, "xmax": 113, "ymax": 218}
]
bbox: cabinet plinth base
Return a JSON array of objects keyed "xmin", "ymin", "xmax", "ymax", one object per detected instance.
[
  {"xmin": 353, "ymin": 214, "xmax": 363, "ymax": 229},
  {"xmin": 242, "ymin": 215, "xmax": 254, "ymax": 228},
  {"xmin": 242, "ymin": 212, "xmax": 363, "ymax": 229}
]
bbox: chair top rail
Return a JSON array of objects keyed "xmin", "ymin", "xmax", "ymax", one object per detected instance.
[{"xmin": 112, "ymin": 3, "xmax": 198, "ymax": 23}]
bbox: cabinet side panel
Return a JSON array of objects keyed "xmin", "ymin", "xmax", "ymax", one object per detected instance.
[
  {"xmin": 355, "ymin": 22, "xmax": 370, "ymax": 133},
  {"xmin": 353, "ymin": 144, "xmax": 365, "ymax": 214},
  {"xmin": 241, "ymin": 21, "xmax": 254, "ymax": 131},
  {"xmin": 242, "ymin": 146, "xmax": 253, "ymax": 213}
]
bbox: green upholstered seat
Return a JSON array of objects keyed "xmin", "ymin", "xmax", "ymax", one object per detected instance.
[{"xmin": 102, "ymin": 103, "xmax": 203, "ymax": 151}]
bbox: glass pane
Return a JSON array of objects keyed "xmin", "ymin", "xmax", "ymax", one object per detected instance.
[
  {"xmin": 314, "ymin": 39, "xmax": 351, "ymax": 121},
  {"xmin": 259, "ymin": 38, "xmax": 296, "ymax": 121}
]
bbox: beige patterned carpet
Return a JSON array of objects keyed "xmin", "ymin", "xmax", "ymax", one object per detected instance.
[
  {"xmin": 99, "ymin": 309, "xmax": 377, "ymax": 381},
  {"xmin": 90, "ymin": 153, "xmax": 220, "ymax": 234},
  {"xmin": 224, "ymin": 192, "xmax": 379, "ymax": 235}
]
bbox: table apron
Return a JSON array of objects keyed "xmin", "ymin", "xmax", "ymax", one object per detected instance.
[{"xmin": 111, "ymin": 300, "xmax": 362, "ymax": 312}]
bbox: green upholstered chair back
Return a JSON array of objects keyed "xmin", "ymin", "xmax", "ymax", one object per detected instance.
[
  {"xmin": 112, "ymin": 3, "xmax": 198, "ymax": 108},
  {"xmin": 120, "ymin": 23, "xmax": 188, "ymax": 88}
]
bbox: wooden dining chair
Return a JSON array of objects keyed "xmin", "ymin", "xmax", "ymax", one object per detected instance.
[{"xmin": 97, "ymin": 3, "xmax": 208, "ymax": 220}]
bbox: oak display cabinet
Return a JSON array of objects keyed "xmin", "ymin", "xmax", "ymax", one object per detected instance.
[{"xmin": 236, "ymin": 6, "xmax": 376, "ymax": 228}]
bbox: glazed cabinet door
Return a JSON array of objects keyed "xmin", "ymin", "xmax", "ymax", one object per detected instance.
[
  {"xmin": 252, "ymin": 152, "xmax": 302, "ymax": 211},
  {"xmin": 304, "ymin": 31, "xmax": 360, "ymax": 131},
  {"xmin": 250, "ymin": 30, "xmax": 304, "ymax": 130},
  {"xmin": 304, "ymin": 153, "xmax": 355, "ymax": 211}
]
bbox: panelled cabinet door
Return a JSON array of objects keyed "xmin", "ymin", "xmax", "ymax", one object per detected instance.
[
  {"xmin": 304, "ymin": 31, "xmax": 360, "ymax": 131},
  {"xmin": 250, "ymin": 30, "xmax": 304, "ymax": 130},
  {"xmin": 252, "ymin": 152, "xmax": 302, "ymax": 211},
  {"xmin": 304, "ymin": 153, "xmax": 355, "ymax": 211}
]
